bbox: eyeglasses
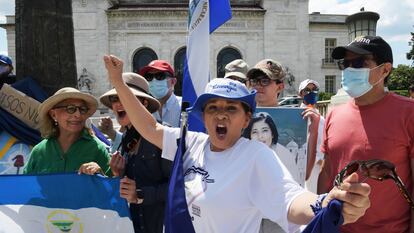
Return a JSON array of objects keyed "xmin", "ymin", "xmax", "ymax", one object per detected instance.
[
  {"xmin": 144, "ymin": 72, "xmax": 170, "ymax": 81},
  {"xmin": 108, "ymin": 95, "xmax": 120, "ymax": 103},
  {"xmin": 337, "ymin": 57, "xmax": 374, "ymax": 70},
  {"xmin": 53, "ymin": 105, "xmax": 89, "ymax": 115},
  {"xmin": 334, "ymin": 159, "xmax": 414, "ymax": 209},
  {"xmin": 248, "ymin": 77, "xmax": 282, "ymax": 87}
]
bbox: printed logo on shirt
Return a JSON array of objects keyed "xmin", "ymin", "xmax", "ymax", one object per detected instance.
[
  {"xmin": 184, "ymin": 166, "xmax": 214, "ymax": 205},
  {"xmin": 184, "ymin": 166, "xmax": 214, "ymax": 183},
  {"xmin": 192, "ymin": 204, "xmax": 201, "ymax": 217}
]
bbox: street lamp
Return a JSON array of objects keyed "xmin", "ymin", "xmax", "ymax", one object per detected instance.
[{"xmin": 345, "ymin": 9, "xmax": 380, "ymax": 42}]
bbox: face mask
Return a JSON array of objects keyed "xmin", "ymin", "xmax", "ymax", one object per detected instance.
[
  {"xmin": 0, "ymin": 66, "xmax": 9, "ymax": 76},
  {"xmin": 303, "ymin": 92, "xmax": 318, "ymax": 105},
  {"xmin": 149, "ymin": 79, "xmax": 169, "ymax": 99},
  {"xmin": 341, "ymin": 65, "xmax": 383, "ymax": 98}
]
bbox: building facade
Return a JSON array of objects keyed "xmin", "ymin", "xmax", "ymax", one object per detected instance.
[{"xmin": 3, "ymin": 0, "xmax": 367, "ymax": 108}]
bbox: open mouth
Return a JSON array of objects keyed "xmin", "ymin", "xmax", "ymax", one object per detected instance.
[
  {"xmin": 216, "ymin": 124, "xmax": 227, "ymax": 137},
  {"xmin": 117, "ymin": 110, "xmax": 127, "ymax": 118}
]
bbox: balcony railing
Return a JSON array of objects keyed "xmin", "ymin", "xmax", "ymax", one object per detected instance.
[
  {"xmin": 316, "ymin": 100, "xmax": 331, "ymax": 117},
  {"xmin": 321, "ymin": 58, "xmax": 337, "ymax": 69}
]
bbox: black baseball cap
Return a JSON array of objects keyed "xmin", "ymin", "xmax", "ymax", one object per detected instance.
[{"xmin": 331, "ymin": 35, "xmax": 393, "ymax": 64}]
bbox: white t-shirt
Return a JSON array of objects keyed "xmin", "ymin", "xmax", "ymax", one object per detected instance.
[{"xmin": 162, "ymin": 127, "xmax": 306, "ymax": 233}]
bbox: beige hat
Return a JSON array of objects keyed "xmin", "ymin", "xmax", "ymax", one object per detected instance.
[
  {"xmin": 38, "ymin": 87, "xmax": 98, "ymax": 121},
  {"xmin": 100, "ymin": 72, "xmax": 160, "ymax": 113},
  {"xmin": 247, "ymin": 59, "xmax": 286, "ymax": 81},
  {"xmin": 224, "ymin": 59, "xmax": 249, "ymax": 80}
]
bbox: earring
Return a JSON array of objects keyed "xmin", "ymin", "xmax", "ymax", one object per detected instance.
[{"xmin": 54, "ymin": 119, "xmax": 58, "ymax": 126}]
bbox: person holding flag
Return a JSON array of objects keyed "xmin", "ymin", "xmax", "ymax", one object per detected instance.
[{"xmin": 104, "ymin": 54, "xmax": 371, "ymax": 233}]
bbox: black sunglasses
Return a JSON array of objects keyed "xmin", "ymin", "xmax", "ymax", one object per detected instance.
[
  {"xmin": 53, "ymin": 105, "xmax": 89, "ymax": 115},
  {"xmin": 144, "ymin": 72, "xmax": 170, "ymax": 82},
  {"xmin": 334, "ymin": 159, "xmax": 414, "ymax": 209},
  {"xmin": 337, "ymin": 57, "xmax": 374, "ymax": 70},
  {"xmin": 108, "ymin": 95, "xmax": 120, "ymax": 104},
  {"xmin": 248, "ymin": 77, "xmax": 282, "ymax": 87}
]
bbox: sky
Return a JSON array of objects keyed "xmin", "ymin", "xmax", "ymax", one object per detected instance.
[{"xmin": 1, "ymin": 0, "xmax": 413, "ymax": 66}]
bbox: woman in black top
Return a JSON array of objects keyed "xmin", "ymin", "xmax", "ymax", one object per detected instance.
[{"xmin": 100, "ymin": 72, "xmax": 172, "ymax": 233}]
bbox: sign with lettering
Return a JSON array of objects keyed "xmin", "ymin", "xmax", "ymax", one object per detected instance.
[{"xmin": 0, "ymin": 84, "xmax": 41, "ymax": 129}]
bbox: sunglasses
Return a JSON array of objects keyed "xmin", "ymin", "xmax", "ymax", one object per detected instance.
[
  {"xmin": 144, "ymin": 72, "xmax": 170, "ymax": 82},
  {"xmin": 334, "ymin": 159, "xmax": 414, "ymax": 209},
  {"xmin": 108, "ymin": 95, "xmax": 120, "ymax": 104},
  {"xmin": 53, "ymin": 105, "xmax": 89, "ymax": 115},
  {"xmin": 248, "ymin": 77, "xmax": 282, "ymax": 87},
  {"xmin": 337, "ymin": 57, "xmax": 374, "ymax": 70},
  {"xmin": 302, "ymin": 87, "xmax": 319, "ymax": 95}
]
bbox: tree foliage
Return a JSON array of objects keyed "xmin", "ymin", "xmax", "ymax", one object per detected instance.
[
  {"xmin": 387, "ymin": 64, "xmax": 414, "ymax": 92},
  {"xmin": 407, "ymin": 32, "xmax": 414, "ymax": 61}
]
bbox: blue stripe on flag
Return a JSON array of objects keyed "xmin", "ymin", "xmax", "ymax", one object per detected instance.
[
  {"xmin": 164, "ymin": 120, "xmax": 195, "ymax": 233},
  {"xmin": 209, "ymin": 0, "xmax": 232, "ymax": 33},
  {"xmin": 91, "ymin": 123, "xmax": 111, "ymax": 146},
  {"xmin": 0, "ymin": 173, "xmax": 130, "ymax": 217}
]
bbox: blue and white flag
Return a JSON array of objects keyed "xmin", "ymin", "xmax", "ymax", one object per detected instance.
[
  {"xmin": 0, "ymin": 173, "xmax": 134, "ymax": 233},
  {"xmin": 183, "ymin": 0, "xmax": 232, "ymax": 131}
]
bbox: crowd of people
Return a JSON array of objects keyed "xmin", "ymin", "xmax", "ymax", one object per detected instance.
[{"xmin": 1, "ymin": 35, "xmax": 413, "ymax": 233}]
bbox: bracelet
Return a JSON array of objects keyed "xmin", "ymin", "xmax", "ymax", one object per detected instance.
[{"xmin": 310, "ymin": 193, "xmax": 328, "ymax": 216}]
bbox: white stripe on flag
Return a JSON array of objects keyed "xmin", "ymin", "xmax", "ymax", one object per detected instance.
[
  {"xmin": 187, "ymin": 0, "xmax": 210, "ymax": 97},
  {"xmin": 0, "ymin": 205, "xmax": 134, "ymax": 233}
]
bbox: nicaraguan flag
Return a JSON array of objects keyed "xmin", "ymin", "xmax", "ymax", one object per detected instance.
[
  {"xmin": 0, "ymin": 173, "xmax": 134, "ymax": 233},
  {"xmin": 182, "ymin": 0, "xmax": 232, "ymax": 131},
  {"xmin": 164, "ymin": 110, "xmax": 194, "ymax": 233}
]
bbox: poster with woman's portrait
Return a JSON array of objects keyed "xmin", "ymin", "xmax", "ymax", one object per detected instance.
[{"xmin": 243, "ymin": 107, "xmax": 308, "ymax": 187}]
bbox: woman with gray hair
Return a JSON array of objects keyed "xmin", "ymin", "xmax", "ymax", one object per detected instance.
[{"xmin": 24, "ymin": 87, "xmax": 110, "ymax": 175}]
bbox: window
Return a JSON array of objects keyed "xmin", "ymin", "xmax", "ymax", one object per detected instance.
[
  {"xmin": 324, "ymin": 38, "xmax": 336, "ymax": 64},
  {"xmin": 216, "ymin": 47, "xmax": 242, "ymax": 78},
  {"xmin": 325, "ymin": 75, "xmax": 336, "ymax": 94},
  {"xmin": 174, "ymin": 47, "xmax": 186, "ymax": 96},
  {"xmin": 132, "ymin": 48, "xmax": 158, "ymax": 73}
]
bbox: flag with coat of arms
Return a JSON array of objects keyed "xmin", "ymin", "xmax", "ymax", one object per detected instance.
[{"xmin": 0, "ymin": 173, "xmax": 134, "ymax": 233}]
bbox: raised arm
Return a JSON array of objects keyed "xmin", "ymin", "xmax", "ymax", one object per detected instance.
[{"xmin": 103, "ymin": 55, "xmax": 164, "ymax": 149}]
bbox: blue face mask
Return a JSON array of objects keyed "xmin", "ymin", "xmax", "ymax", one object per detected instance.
[
  {"xmin": 303, "ymin": 91, "xmax": 318, "ymax": 105},
  {"xmin": 0, "ymin": 66, "xmax": 9, "ymax": 76},
  {"xmin": 341, "ymin": 65, "xmax": 382, "ymax": 98},
  {"xmin": 149, "ymin": 79, "xmax": 169, "ymax": 99}
]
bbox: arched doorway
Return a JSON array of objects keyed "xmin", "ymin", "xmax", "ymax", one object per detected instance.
[
  {"xmin": 174, "ymin": 47, "xmax": 186, "ymax": 96},
  {"xmin": 216, "ymin": 47, "xmax": 242, "ymax": 78},
  {"xmin": 132, "ymin": 48, "xmax": 158, "ymax": 73}
]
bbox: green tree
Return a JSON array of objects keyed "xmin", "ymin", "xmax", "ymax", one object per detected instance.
[
  {"xmin": 388, "ymin": 64, "xmax": 414, "ymax": 94},
  {"xmin": 407, "ymin": 32, "xmax": 414, "ymax": 62}
]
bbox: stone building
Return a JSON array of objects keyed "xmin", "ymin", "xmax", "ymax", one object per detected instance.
[{"xmin": 1, "ymin": 0, "xmax": 378, "ymax": 108}]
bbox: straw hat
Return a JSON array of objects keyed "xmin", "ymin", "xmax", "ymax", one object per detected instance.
[
  {"xmin": 38, "ymin": 87, "xmax": 98, "ymax": 120},
  {"xmin": 99, "ymin": 72, "xmax": 160, "ymax": 113}
]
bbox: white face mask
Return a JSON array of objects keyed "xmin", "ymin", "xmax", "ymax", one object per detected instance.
[{"xmin": 341, "ymin": 64, "xmax": 383, "ymax": 98}]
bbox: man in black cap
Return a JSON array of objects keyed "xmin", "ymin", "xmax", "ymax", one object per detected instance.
[
  {"xmin": 318, "ymin": 35, "xmax": 414, "ymax": 233},
  {"xmin": 0, "ymin": 54, "xmax": 16, "ymax": 87}
]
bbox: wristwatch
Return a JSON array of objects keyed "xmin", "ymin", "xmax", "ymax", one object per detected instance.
[{"xmin": 135, "ymin": 189, "xmax": 144, "ymax": 204}]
